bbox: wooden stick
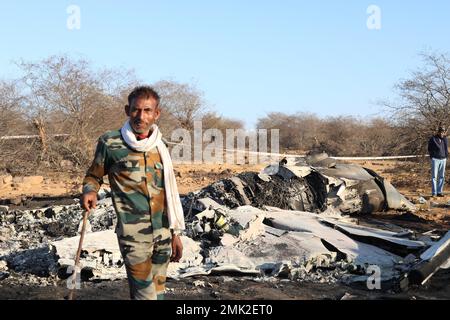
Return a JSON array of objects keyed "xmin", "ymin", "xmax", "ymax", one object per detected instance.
[{"xmin": 68, "ymin": 209, "xmax": 90, "ymax": 300}]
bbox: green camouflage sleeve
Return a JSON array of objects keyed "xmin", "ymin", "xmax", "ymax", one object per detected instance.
[{"xmin": 82, "ymin": 137, "xmax": 108, "ymax": 194}]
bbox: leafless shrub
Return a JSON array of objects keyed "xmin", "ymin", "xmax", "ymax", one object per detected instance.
[
  {"xmin": 385, "ymin": 52, "xmax": 450, "ymax": 154},
  {"xmin": 153, "ymin": 79, "xmax": 206, "ymax": 132},
  {"xmin": 15, "ymin": 54, "xmax": 137, "ymax": 169}
]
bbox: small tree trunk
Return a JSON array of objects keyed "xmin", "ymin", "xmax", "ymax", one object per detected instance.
[{"xmin": 33, "ymin": 117, "xmax": 47, "ymax": 155}]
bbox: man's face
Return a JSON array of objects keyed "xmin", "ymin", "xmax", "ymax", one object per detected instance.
[
  {"xmin": 438, "ymin": 131, "xmax": 445, "ymax": 138},
  {"xmin": 125, "ymin": 97, "xmax": 161, "ymax": 135}
]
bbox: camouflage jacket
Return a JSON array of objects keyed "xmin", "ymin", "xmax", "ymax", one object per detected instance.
[{"xmin": 82, "ymin": 130, "xmax": 169, "ymax": 242}]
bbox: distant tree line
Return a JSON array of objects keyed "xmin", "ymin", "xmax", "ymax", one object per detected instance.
[
  {"xmin": 258, "ymin": 52, "xmax": 450, "ymax": 157},
  {"xmin": 1, "ymin": 52, "xmax": 449, "ymax": 174},
  {"xmin": 256, "ymin": 113, "xmax": 398, "ymax": 156},
  {"xmin": 0, "ymin": 55, "xmax": 243, "ymax": 173}
]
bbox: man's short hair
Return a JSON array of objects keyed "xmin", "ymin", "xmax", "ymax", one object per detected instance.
[
  {"xmin": 127, "ymin": 86, "xmax": 161, "ymax": 107},
  {"xmin": 438, "ymin": 126, "xmax": 446, "ymax": 133}
]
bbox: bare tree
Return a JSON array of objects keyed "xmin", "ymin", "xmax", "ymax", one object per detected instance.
[
  {"xmin": 16, "ymin": 55, "xmax": 137, "ymax": 167},
  {"xmin": 0, "ymin": 80, "xmax": 39, "ymax": 173},
  {"xmin": 0, "ymin": 80, "xmax": 27, "ymax": 136},
  {"xmin": 360, "ymin": 118, "xmax": 397, "ymax": 156},
  {"xmin": 386, "ymin": 52, "xmax": 450, "ymax": 154},
  {"xmin": 316, "ymin": 116, "xmax": 365, "ymax": 156},
  {"xmin": 257, "ymin": 112, "xmax": 321, "ymax": 151},
  {"xmin": 153, "ymin": 79, "xmax": 206, "ymax": 132},
  {"xmin": 202, "ymin": 112, "xmax": 244, "ymax": 131},
  {"xmin": 257, "ymin": 112, "xmax": 398, "ymax": 157}
]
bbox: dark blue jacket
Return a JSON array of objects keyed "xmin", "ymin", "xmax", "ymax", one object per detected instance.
[{"xmin": 428, "ymin": 135, "xmax": 448, "ymax": 159}]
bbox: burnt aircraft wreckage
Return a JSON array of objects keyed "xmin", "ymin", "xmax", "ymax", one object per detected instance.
[
  {"xmin": 189, "ymin": 153, "xmax": 416, "ymax": 215},
  {"xmin": 0, "ymin": 153, "xmax": 449, "ymax": 296}
]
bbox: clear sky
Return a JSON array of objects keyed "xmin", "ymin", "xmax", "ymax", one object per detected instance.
[{"xmin": 1, "ymin": 1, "xmax": 449, "ymax": 128}]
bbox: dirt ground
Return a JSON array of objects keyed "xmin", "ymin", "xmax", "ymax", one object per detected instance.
[
  {"xmin": 1, "ymin": 270, "xmax": 450, "ymax": 300},
  {"xmin": 0, "ymin": 160, "xmax": 449, "ymax": 300},
  {"xmin": 0, "ymin": 163, "xmax": 265, "ymax": 201}
]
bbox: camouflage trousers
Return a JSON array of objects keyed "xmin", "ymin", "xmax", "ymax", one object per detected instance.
[{"xmin": 117, "ymin": 228, "xmax": 172, "ymax": 300}]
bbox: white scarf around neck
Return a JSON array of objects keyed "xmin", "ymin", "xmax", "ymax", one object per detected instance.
[{"xmin": 120, "ymin": 120, "xmax": 185, "ymax": 233}]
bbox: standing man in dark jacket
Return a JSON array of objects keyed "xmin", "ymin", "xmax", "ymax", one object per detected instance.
[{"xmin": 428, "ymin": 126, "xmax": 448, "ymax": 197}]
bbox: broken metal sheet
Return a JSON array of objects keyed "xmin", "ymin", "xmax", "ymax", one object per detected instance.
[
  {"xmin": 310, "ymin": 158, "xmax": 337, "ymax": 168},
  {"xmin": 235, "ymin": 228, "xmax": 355, "ymax": 282},
  {"xmin": 272, "ymin": 165, "xmax": 313, "ymax": 179},
  {"xmin": 428, "ymin": 232, "xmax": 450, "ymax": 270},
  {"xmin": 306, "ymin": 153, "xmax": 329, "ymax": 163},
  {"xmin": 194, "ymin": 208, "xmax": 215, "ymax": 221},
  {"xmin": 406, "ymin": 231, "xmax": 450, "ymax": 285},
  {"xmin": 182, "ymin": 201, "xmax": 443, "ymax": 284},
  {"xmin": 305, "ymin": 153, "xmax": 337, "ymax": 168},
  {"xmin": 169, "ymin": 266, "xmax": 260, "ymax": 279},
  {"xmin": 420, "ymin": 231, "xmax": 450, "ymax": 261},
  {"xmin": 221, "ymin": 233, "xmax": 239, "ymax": 247},
  {"xmin": 50, "ymin": 230, "xmax": 126, "ymax": 281},
  {"xmin": 287, "ymin": 232, "xmax": 337, "ymax": 264},
  {"xmin": 237, "ymin": 214, "xmax": 266, "ymax": 242},
  {"xmin": 335, "ymin": 184, "xmax": 346, "ymax": 198},
  {"xmin": 213, "ymin": 207, "xmax": 334, "ymax": 269},
  {"xmin": 51, "ymin": 230, "xmax": 120, "ymax": 266},
  {"xmin": 194, "ymin": 171, "xmax": 319, "ymax": 211},
  {"xmin": 327, "ymin": 184, "xmax": 363, "ymax": 214},
  {"xmin": 228, "ymin": 206, "xmax": 402, "ymax": 280},
  {"xmin": 229, "ymin": 177, "xmax": 252, "ymax": 205},
  {"xmin": 169, "ymin": 245, "xmax": 261, "ymax": 279},
  {"xmin": 262, "ymin": 154, "xmax": 416, "ymax": 214},
  {"xmin": 257, "ymin": 172, "xmax": 271, "ymax": 182},
  {"xmin": 441, "ymin": 258, "xmax": 450, "ymax": 269},
  {"xmin": 167, "ymin": 236, "xmax": 204, "ymax": 279},
  {"xmin": 168, "ymin": 267, "xmax": 209, "ymax": 279},
  {"xmin": 262, "ymin": 208, "xmax": 402, "ymax": 270},
  {"xmin": 357, "ymin": 180, "xmax": 386, "ymax": 213},
  {"xmin": 340, "ymin": 177, "xmax": 362, "ymax": 188},
  {"xmin": 320, "ymin": 174, "xmax": 345, "ymax": 189},
  {"xmin": 318, "ymin": 167, "xmax": 386, "ymax": 214},
  {"xmin": 206, "ymin": 247, "xmax": 258, "ymax": 272},
  {"xmin": 382, "ymin": 180, "xmax": 417, "ymax": 212},
  {"xmin": 207, "ymin": 265, "xmax": 261, "ymax": 275},
  {"xmin": 319, "ymin": 164, "xmax": 375, "ymax": 182},
  {"xmin": 192, "ymin": 206, "xmax": 242, "ymax": 237},
  {"xmin": 195, "ymin": 197, "xmax": 228, "ymax": 212},
  {"xmin": 261, "ymin": 164, "xmax": 281, "ymax": 176},
  {"xmin": 319, "ymin": 207, "xmax": 356, "ymax": 222},
  {"xmin": 272, "ymin": 162, "xmax": 384, "ymax": 215},
  {"xmin": 225, "ymin": 205, "xmax": 260, "ymax": 228},
  {"xmin": 264, "ymin": 225, "xmax": 288, "ymax": 237},
  {"xmin": 235, "ymin": 228, "xmax": 335, "ymax": 270},
  {"xmin": 320, "ymin": 218, "xmax": 427, "ymax": 256}
]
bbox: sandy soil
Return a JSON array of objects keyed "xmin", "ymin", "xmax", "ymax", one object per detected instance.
[{"xmin": 0, "ymin": 163, "xmax": 265, "ymax": 200}]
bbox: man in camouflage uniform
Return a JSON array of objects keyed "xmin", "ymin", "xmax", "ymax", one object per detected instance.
[{"xmin": 81, "ymin": 86, "xmax": 183, "ymax": 300}]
